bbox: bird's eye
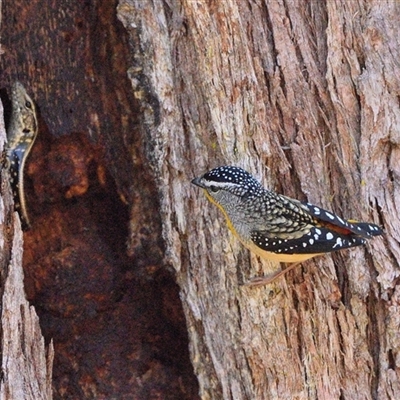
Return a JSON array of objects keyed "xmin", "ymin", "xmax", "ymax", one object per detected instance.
[
  {"xmin": 25, "ymin": 100, "xmax": 32, "ymax": 109},
  {"xmin": 209, "ymin": 186, "xmax": 220, "ymax": 193}
]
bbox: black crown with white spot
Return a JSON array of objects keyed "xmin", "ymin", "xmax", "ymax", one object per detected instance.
[{"xmin": 203, "ymin": 166, "xmax": 262, "ymax": 196}]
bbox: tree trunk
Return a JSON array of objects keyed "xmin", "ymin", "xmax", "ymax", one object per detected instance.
[
  {"xmin": 0, "ymin": 101, "xmax": 54, "ymax": 399},
  {"xmin": 118, "ymin": 1, "xmax": 399, "ymax": 399},
  {"xmin": 0, "ymin": 0, "xmax": 198, "ymax": 398}
]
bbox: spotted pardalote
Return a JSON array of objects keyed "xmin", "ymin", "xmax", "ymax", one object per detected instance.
[{"xmin": 192, "ymin": 166, "xmax": 383, "ymax": 285}]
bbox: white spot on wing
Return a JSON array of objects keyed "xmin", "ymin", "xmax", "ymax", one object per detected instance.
[
  {"xmin": 332, "ymin": 237, "xmax": 343, "ymax": 248},
  {"xmin": 325, "ymin": 212, "xmax": 335, "ymax": 220},
  {"xmin": 336, "ymin": 216, "xmax": 345, "ymax": 225}
]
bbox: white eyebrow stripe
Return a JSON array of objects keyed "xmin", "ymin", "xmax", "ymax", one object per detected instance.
[{"xmin": 203, "ymin": 180, "xmax": 237, "ymax": 188}]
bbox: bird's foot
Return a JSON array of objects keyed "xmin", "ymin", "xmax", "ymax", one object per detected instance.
[{"xmin": 243, "ymin": 262, "xmax": 301, "ymax": 287}]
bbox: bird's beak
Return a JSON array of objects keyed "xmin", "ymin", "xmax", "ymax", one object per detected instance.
[{"xmin": 191, "ymin": 177, "xmax": 205, "ymax": 188}]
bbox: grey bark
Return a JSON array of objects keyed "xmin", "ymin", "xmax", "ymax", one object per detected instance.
[
  {"xmin": 118, "ymin": 1, "xmax": 399, "ymax": 399},
  {"xmin": 0, "ymin": 99, "xmax": 54, "ymax": 399}
]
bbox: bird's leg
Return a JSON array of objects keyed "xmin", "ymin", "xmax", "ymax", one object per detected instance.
[{"xmin": 244, "ymin": 262, "xmax": 302, "ymax": 287}]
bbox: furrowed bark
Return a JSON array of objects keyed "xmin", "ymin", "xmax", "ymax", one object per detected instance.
[
  {"xmin": 0, "ymin": 100, "xmax": 53, "ymax": 400},
  {"xmin": 118, "ymin": 1, "xmax": 399, "ymax": 399}
]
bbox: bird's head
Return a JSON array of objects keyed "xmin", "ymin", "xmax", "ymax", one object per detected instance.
[{"xmin": 192, "ymin": 166, "xmax": 262, "ymax": 207}]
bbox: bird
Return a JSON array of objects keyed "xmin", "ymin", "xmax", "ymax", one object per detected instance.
[{"xmin": 191, "ymin": 166, "xmax": 383, "ymax": 285}]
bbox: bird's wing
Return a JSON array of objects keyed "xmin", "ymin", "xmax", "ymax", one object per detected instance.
[
  {"xmin": 249, "ymin": 195, "xmax": 382, "ymax": 254},
  {"xmin": 302, "ymin": 202, "xmax": 383, "ymax": 238},
  {"xmin": 251, "ymin": 226, "xmax": 367, "ymax": 255},
  {"xmin": 248, "ymin": 192, "xmax": 315, "ymax": 239}
]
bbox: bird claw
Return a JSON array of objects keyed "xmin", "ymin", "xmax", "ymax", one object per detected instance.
[{"xmin": 243, "ymin": 262, "xmax": 301, "ymax": 287}]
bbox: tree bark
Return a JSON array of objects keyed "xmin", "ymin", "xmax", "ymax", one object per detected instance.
[
  {"xmin": 0, "ymin": 0, "xmax": 198, "ymax": 398},
  {"xmin": 118, "ymin": 1, "xmax": 399, "ymax": 399},
  {"xmin": 0, "ymin": 101, "xmax": 54, "ymax": 399}
]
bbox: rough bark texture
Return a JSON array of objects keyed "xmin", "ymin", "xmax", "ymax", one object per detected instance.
[
  {"xmin": 117, "ymin": 1, "xmax": 399, "ymax": 399},
  {"xmin": 2, "ymin": 0, "xmax": 399, "ymax": 398},
  {"xmin": 0, "ymin": 0, "xmax": 198, "ymax": 398},
  {"xmin": 0, "ymin": 101, "xmax": 54, "ymax": 399},
  {"xmin": 0, "ymin": 220, "xmax": 54, "ymax": 400}
]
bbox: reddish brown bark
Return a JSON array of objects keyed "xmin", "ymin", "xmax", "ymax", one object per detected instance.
[
  {"xmin": 0, "ymin": 0, "xmax": 197, "ymax": 398},
  {"xmin": 1, "ymin": 0, "xmax": 400, "ymax": 399}
]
